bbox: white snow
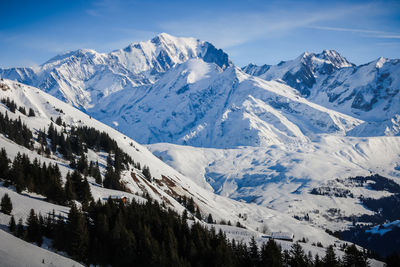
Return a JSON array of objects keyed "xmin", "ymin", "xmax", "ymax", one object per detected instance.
[
  {"xmin": 0, "ymin": 229, "xmax": 83, "ymax": 267},
  {"xmin": 0, "ymin": 34, "xmax": 397, "ymax": 266},
  {"xmin": 0, "ymin": 78, "xmax": 357, "ymax": 249}
]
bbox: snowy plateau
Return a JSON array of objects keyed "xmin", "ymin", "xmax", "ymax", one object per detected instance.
[{"xmin": 0, "ymin": 33, "xmax": 400, "ymax": 264}]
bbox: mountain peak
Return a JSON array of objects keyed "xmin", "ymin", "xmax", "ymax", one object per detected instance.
[
  {"xmin": 297, "ymin": 50, "xmax": 353, "ymax": 69},
  {"xmin": 154, "ymin": 32, "xmax": 178, "ymax": 41},
  {"xmin": 43, "ymin": 48, "xmax": 101, "ymax": 66},
  {"xmin": 375, "ymin": 56, "xmax": 388, "ymax": 68},
  {"xmin": 151, "ymin": 32, "xmax": 181, "ymax": 44},
  {"xmin": 321, "ymin": 49, "xmax": 340, "ymax": 56},
  {"xmin": 148, "ymin": 32, "xmax": 199, "ymax": 47},
  {"xmin": 316, "ymin": 49, "xmax": 354, "ymax": 68}
]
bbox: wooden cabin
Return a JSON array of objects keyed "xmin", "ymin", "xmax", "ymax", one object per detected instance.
[{"xmin": 110, "ymin": 195, "xmax": 128, "ymax": 204}]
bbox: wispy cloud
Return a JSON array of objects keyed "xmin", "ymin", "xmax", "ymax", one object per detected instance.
[
  {"xmin": 85, "ymin": 0, "xmax": 122, "ymax": 18},
  {"xmin": 308, "ymin": 26, "xmax": 400, "ymax": 39},
  {"xmin": 0, "ymin": 27, "xmax": 157, "ymax": 61},
  {"xmin": 0, "ymin": 32, "xmax": 91, "ymax": 54},
  {"xmin": 159, "ymin": 2, "xmax": 380, "ymax": 48}
]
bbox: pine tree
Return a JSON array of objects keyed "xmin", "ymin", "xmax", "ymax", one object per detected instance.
[
  {"xmin": 43, "ymin": 212, "xmax": 54, "ymax": 238},
  {"xmin": 314, "ymin": 254, "xmax": 323, "ymax": 267},
  {"xmin": 26, "ymin": 209, "xmax": 42, "ymax": 246},
  {"xmin": 249, "ymin": 236, "xmax": 259, "ymax": 265},
  {"xmin": 92, "ymin": 161, "xmax": 102, "ymax": 185},
  {"xmin": 9, "ymin": 215, "xmax": 16, "ymax": 233},
  {"xmin": 187, "ymin": 197, "xmax": 195, "ymax": 213},
  {"xmin": 289, "ymin": 242, "xmax": 308, "ymax": 267},
  {"xmin": 47, "ymin": 123, "xmax": 57, "ymax": 152},
  {"xmin": 343, "ymin": 244, "xmax": 369, "ymax": 267},
  {"xmin": 53, "ymin": 214, "xmax": 66, "ymax": 251},
  {"xmin": 323, "ymin": 245, "xmax": 339, "ymax": 267},
  {"xmin": 80, "ymin": 177, "xmax": 93, "ymax": 207},
  {"xmin": 142, "ymin": 165, "xmax": 151, "ymax": 181},
  {"xmin": 195, "ymin": 207, "xmax": 202, "ymax": 220},
  {"xmin": 77, "ymin": 153, "xmax": 88, "ymax": 175},
  {"xmin": 103, "ymin": 159, "xmax": 122, "ymax": 190},
  {"xmin": 0, "ymin": 148, "xmax": 9, "ymax": 179},
  {"xmin": 64, "ymin": 172, "xmax": 76, "ymax": 201},
  {"xmin": 261, "ymin": 238, "xmax": 282, "ymax": 267},
  {"xmin": 55, "ymin": 116, "xmax": 62, "ymax": 126},
  {"xmin": 1, "ymin": 193, "xmax": 13, "ymax": 214},
  {"xmin": 10, "ymin": 154, "xmax": 25, "ymax": 193},
  {"xmin": 207, "ymin": 213, "xmax": 214, "ymax": 224},
  {"xmin": 182, "ymin": 209, "xmax": 188, "ymax": 222},
  {"xmin": 28, "ymin": 108, "xmax": 35, "ymax": 117},
  {"xmin": 18, "ymin": 106, "xmax": 26, "ymax": 115},
  {"xmin": 66, "ymin": 203, "xmax": 89, "ymax": 261},
  {"xmin": 16, "ymin": 218, "xmax": 24, "ymax": 238}
]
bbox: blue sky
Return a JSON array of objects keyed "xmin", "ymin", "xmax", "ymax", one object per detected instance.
[{"xmin": 0, "ymin": 0, "xmax": 399, "ymax": 68}]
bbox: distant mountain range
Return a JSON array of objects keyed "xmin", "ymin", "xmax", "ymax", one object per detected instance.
[
  {"xmin": 1, "ymin": 33, "xmax": 399, "ymax": 148},
  {"xmin": 242, "ymin": 51, "xmax": 400, "ymax": 126},
  {"xmin": 0, "ymin": 33, "xmax": 230, "ymax": 109}
]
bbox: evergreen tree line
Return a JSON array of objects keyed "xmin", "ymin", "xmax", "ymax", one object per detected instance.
[
  {"xmin": 0, "ymin": 149, "xmax": 92, "ymax": 205},
  {"xmin": 0, "ymin": 111, "xmax": 33, "ymax": 149},
  {"xmin": 0, "ymin": 103, "xmax": 151, "ymax": 194},
  {"xmin": 1, "ymin": 97, "xmax": 35, "ymax": 117},
  {"xmin": 0, "ymin": 113, "xmax": 154, "ymax": 203},
  {"xmin": 6, "ymin": 197, "xmax": 384, "ymax": 267},
  {"xmin": 177, "ymin": 195, "xmax": 202, "ymax": 220},
  {"xmin": 43, "ymin": 122, "xmax": 132, "ymax": 166},
  {"xmin": 40, "ymin": 122, "xmax": 139, "ymax": 190}
]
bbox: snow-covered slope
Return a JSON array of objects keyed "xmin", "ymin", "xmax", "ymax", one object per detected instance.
[
  {"xmin": 242, "ymin": 50, "xmax": 354, "ymax": 96},
  {"xmin": 0, "ymin": 33, "xmax": 231, "ymax": 109},
  {"xmin": 1, "ymin": 33, "xmax": 399, "ymax": 255},
  {"xmin": 148, "ymin": 135, "xmax": 400, "ymax": 230},
  {"xmin": 0, "ymin": 228, "xmax": 83, "ymax": 267},
  {"xmin": 242, "ymin": 51, "xmax": 400, "ymax": 136},
  {"xmin": 90, "ymin": 59, "xmax": 361, "ymax": 148},
  {"xmin": 0, "ymin": 78, "xmax": 349, "ymax": 250}
]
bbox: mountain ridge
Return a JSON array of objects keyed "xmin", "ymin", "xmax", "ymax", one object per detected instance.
[
  {"xmin": 1, "ymin": 34, "xmax": 398, "ymax": 145},
  {"xmin": 242, "ymin": 51, "xmax": 400, "ymax": 127},
  {"xmin": 0, "ymin": 33, "xmax": 399, "ymax": 263},
  {"xmin": 0, "ymin": 33, "xmax": 232, "ymax": 109}
]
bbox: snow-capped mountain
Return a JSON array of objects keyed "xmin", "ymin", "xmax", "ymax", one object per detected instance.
[
  {"xmin": 90, "ymin": 58, "xmax": 360, "ymax": 148},
  {"xmin": 0, "ymin": 33, "xmax": 231, "ymax": 109},
  {"xmin": 1, "ymin": 33, "xmax": 399, "ymax": 260},
  {"xmin": 242, "ymin": 50, "xmax": 354, "ymax": 97},
  {"xmin": 242, "ymin": 51, "xmax": 400, "ymax": 136},
  {"xmin": 2, "ymin": 78, "xmax": 373, "ymax": 265},
  {"xmin": 0, "ymin": 78, "xmax": 344, "ymax": 246}
]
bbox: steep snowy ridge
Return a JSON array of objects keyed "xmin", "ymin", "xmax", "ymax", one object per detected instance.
[
  {"xmin": 242, "ymin": 51, "xmax": 400, "ymax": 137},
  {"xmin": 89, "ymin": 59, "xmax": 361, "ymax": 148},
  {"xmin": 1, "ymin": 34, "xmax": 397, "ymax": 140},
  {"xmin": 0, "ymin": 33, "xmax": 231, "ymax": 109},
  {"xmin": 110, "ymin": 33, "xmax": 231, "ymax": 77},
  {"xmin": 242, "ymin": 50, "xmax": 354, "ymax": 96}
]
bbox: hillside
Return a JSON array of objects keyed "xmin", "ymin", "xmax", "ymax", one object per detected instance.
[
  {"xmin": 0, "ymin": 78, "xmax": 366, "ymax": 262},
  {"xmin": 1, "ymin": 33, "xmax": 399, "ymax": 263},
  {"xmin": 90, "ymin": 58, "xmax": 361, "ymax": 148}
]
